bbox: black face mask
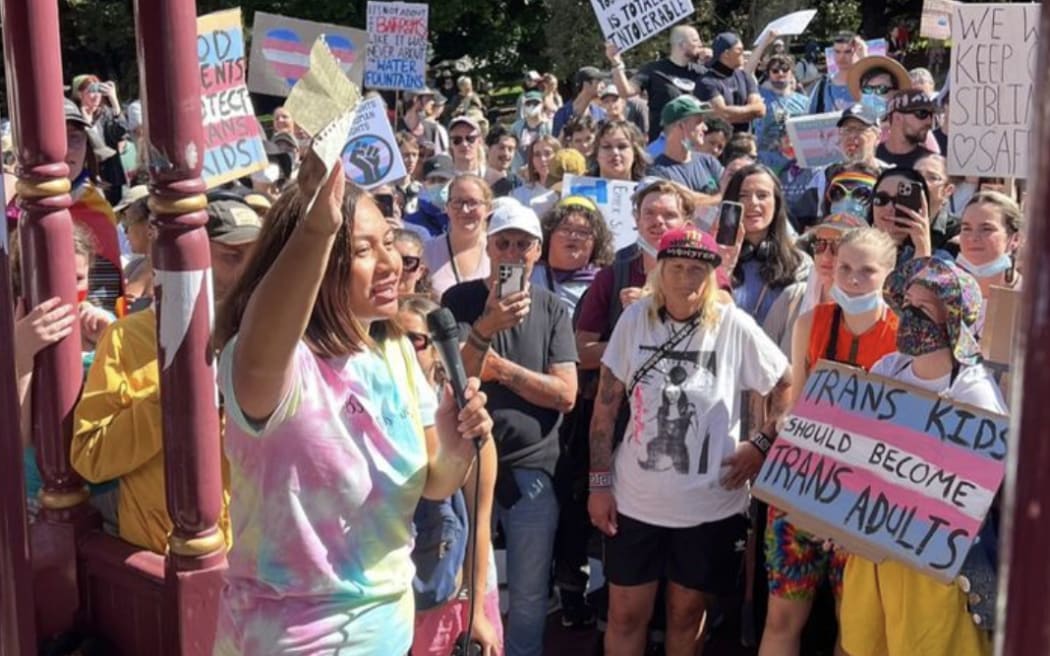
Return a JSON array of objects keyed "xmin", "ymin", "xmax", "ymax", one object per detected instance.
[{"xmin": 897, "ymin": 304, "xmax": 951, "ymax": 357}]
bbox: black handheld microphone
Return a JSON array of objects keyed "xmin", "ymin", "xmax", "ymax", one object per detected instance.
[
  {"xmin": 426, "ymin": 307, "xmax": 471, "ymax": 410},
  {"xmin": 426, "ymin": 307, "xmax": 484, "ymax": 656}
]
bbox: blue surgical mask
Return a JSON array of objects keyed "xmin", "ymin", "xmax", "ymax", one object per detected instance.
[
  {"xmin": 860, "ymin": 93, "xmax": 887, "ymax": 122},
  {"xmin": 829, "ymin": 284, "xmax": 883, "ymax": 315},
  {"xmin": 956, "ymin": 252, "xmax": 1012, "ymax": 279},
  {"xmin": 421, "ymin": 182, "xmax": 449, "ymax": 211},
  {"xmin": 829, "ymin": 198, "xmax": 869, "ymax": 222}
]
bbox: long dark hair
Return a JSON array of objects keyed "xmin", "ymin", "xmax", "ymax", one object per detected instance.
[
  {"xmin": 589, "ymin": 119, "xmax": 650, "ymax": 181},
  {"xmin": 723, "ymin": 163, "xmax": 803, "ymax": 288},
  {"xmin": 214, "ymin": 182, "xmax": 374, "ymax": 358},
  {"xmin": 866, "ymin": 167, "xmax": 929, "ymax": 225}
]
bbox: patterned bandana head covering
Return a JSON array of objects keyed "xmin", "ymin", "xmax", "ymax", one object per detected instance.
[{"xmin": 897, "ymin": 257, "xmax": 983, "ymax": 365}]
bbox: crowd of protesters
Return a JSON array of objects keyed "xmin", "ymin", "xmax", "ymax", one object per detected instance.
[{"xmin": 8, "ymin": 15, "xmax": 1024, "ymax": 656}]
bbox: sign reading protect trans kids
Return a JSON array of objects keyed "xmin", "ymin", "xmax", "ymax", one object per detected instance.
[
  {"xmin": 752, "ymin": 360, "xmax": 1008, "ymax": 583},
  {"xmin": 590, "ymin": 0, "xmax": 695, "ymax": 53}
]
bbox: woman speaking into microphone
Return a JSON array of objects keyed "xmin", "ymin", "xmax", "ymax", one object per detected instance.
[{"xmin": 212, "ymin": 158, "xmax": 493, "ymax": 655}]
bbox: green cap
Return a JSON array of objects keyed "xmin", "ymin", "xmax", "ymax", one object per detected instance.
[{"xmin": 660, "ymin": 96, "xmax": 712, "ymax": 128}]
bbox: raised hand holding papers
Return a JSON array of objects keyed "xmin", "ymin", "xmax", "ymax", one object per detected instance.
[{"xmin": 753, "ymin": 10, "xmax": 817, "ymax": 46}]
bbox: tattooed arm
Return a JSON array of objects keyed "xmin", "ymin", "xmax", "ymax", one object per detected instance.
[
  {"xmin": 588, "ymin": 364, "xmax": 626, "ymax": 535},
  {"xmin": 485, "ymin": 357, "xmax": 577, "ymax": 413}
]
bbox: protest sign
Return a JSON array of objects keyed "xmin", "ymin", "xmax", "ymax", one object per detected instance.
[
  {"xmin": 197, "ymin": 9, "xmax": 267, "ymax": 188},
  {"xmin": 754, "ymin": 10, "xmax": 817, "ymax": 46},
  {"xmin": 980, "ymin": 285, "xmax": 1021, "ymax": 400},
  {"xmin": 590, "ymin": 0, "xmax": 695, "ymax": 54},
  {"xmin": 921, "ymin": 0, "xmax": 956, "ymax": 40},
  {"xmin": 248, "ymin": 11, "xmax": 367, "ymax": 97},
  {"xmin": 562, "ymin": 174, "xmax": 638, "ymax": 251},
  {"xmin": 948, "ymin": 3, "xmax": 1039, "ymax": 179},
  {"xmin": 752, "ymin": 360, "xmax": 1008, "ymax": 583},
  {"xmin": 341, "ymin": 96, "xmax": 406, "ymax": 190},
  {"xmin": 785, "ymin": 111, "xmax": 843, "ymax": 169},
  {"xmin": 825, "ymin": 39, "xmax": 887, "ymax": 77},
  {"xmin": 365, "ymin": 1, "xmax": 428, "ymax": 91}
]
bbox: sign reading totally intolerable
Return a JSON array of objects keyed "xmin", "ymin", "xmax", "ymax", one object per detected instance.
[
  {"xmin": 752, "ymin": 360, "xmax": 1008, "ymax": 583},
  {"xmin": 948, "ymin": 3, "xmax": 1040, "ymax": 178},
  {"xmin": 365, "ymin": 1, "xmax": 429, "ymax": 91},
  {"xmin": 590, "ymin": 0, "xmax": 695, "ymax": 53},
  {"xmin": 197, "ymin": 9, "xmax": 267, "ymax": 188}
]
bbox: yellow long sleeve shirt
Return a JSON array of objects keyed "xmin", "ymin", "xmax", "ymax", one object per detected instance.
[{"xmin": 71, "ymin": 307, "xmax": 231, "ymax": 554}]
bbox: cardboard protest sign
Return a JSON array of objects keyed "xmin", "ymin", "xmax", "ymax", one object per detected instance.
[
  {"xmin": 365, "ymin": 1, "xmax": 428, "ymax": 91},
  {"xmin": 921, "ymin": 0, "xmax": 956, "ymax": 40},
  {"xmin": 948, "ymin": 3, "xmax": 1039, "ymax": 179},
  {"xmin": 980, "ymin": 285, "xmax": 1021, "ymax": 400},
  {"xmin": 825, "ymin": 39, "xmax": 887, "ymax": 77},
  {"xmin": 785, "ymin": 111, "xmax": 844, "ymax": 169},
  {"xmin": 341, "ymin": 96, "xmax": 406, "ymax": 190},
  {"xmin": 248, "ymin": 11, "xmax": 367, "ymax": 98},
  {"xmin": 197, "ymin": 9, "xmax": 267, "ymax": 188},
  {"xmin": 590, "ymin": 0, "xmax": 695, "ymax": 54},
  {"xmin": 754, "ymin": 10, "xmax": 817, "ymax": 46},
  {"xmin": 753, "ymin": 360, "xmax": 1008, "ymax": 583},
  {"xmin": 562, "ymin": 174, "xmax": 638, "ymax": 251}
]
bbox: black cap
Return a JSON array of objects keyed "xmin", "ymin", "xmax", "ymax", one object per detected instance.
[
  {"xmin": 205, "ymin": 199, "xmax": 262, "ymax": 245},
  {"xmin": 574, "ymin": 66, "xmax": 608, "ymax": 88},
  {"xmin": 837, "ymin": 103, "xmax": 878, "ymax": 128},
  {"xmin": 422, "ymin": 154, "xmax": 455, "ymax": 181}
]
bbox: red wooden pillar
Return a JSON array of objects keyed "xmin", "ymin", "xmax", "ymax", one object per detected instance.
[
  {"xmin": 999, "ymin": 1, "xmax": 1050, "ymax": 653},
  {"xmin": 133, "ymin": 0, "xmax": 227, "ymax": 652},
  {"xmin": 2, "ymin": 0, "xmax": 98, "ymax": 641}
]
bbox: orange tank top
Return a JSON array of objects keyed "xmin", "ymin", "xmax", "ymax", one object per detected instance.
[{"xmin": 806, "ymin": 302, "xmax": 899, "ymax": 373}]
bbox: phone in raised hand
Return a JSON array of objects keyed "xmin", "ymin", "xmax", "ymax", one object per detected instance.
[
  {"xmin": 715, "ymin": 201, "xmax": 744, "ymax": 246},
  {"xmin": 497, "ymin": 263, "xmax": 527, "ymax": 299}
]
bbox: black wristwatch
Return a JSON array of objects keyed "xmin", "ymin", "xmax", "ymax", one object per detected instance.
[{"xmin": 749, "ymin": 431, "xmax": 775, "ymax": 457}]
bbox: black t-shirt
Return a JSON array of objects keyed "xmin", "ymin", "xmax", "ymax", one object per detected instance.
[
  {"xmin": 648, "ymin": 153, "xmax": 723, "ymax": 195},
  {"xmin": 876, "ymin": 143, "xmax": 934, "ymax": 170},
  {"xmin": 697, "ymin": 64, "xmax": 759, "ymax": 134},
  {"xmin": 442, "ymin": 280, "xmax": 578, "ymax": 480},
  {"xmin": 633, "ymin": 59, "xmax": 704, "ymax": 142}
]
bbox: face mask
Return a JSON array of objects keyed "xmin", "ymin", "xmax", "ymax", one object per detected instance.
[
  {"xmin": 829, "ymin": 284, "xmax": 883, "ymax": 315},
  {"xmin": 421, "ymin": 183, "xmax": 448, "ymax": 211},
  {"xmin": 829, "ymin": 197, "xmax": 869, "ymax": 222},
  {"xmin": 956, "ymin": 252, "xmax": 1012, "ymax": 279},
  {"xmin": 524, "ymin": 104, "xmax": 542, "ymax": 119},
  {"xmin": 637, "ymin": 236, "xmax": 659, "ymax": 258},
  {"xmin": 897, "ymin": 304, "xmax": 950, "ymax": 357},
  {"xmin": 861, "ymin": 93, "xmax": 887, "ymax": 122}
]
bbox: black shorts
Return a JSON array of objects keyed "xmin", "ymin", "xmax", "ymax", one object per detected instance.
[{"xmin": 604, "ymin": 512, "xmax": 748, "ymax": 595}]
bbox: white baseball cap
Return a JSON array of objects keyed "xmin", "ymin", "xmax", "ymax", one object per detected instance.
[{"xmin": 488, "ymin": 202, "xmax": 543, "ymax": 242}]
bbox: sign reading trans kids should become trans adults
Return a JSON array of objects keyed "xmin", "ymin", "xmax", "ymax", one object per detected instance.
[
  {"xmin": 948, "ymin": 3, "xmax": 1040, "ymax": 179},
  {"xmin": 365, "ymin": 1, "xmax": 429, "ymax": 91},
  {"xmin": 752, "ymin": 360, "xmax": 1008, "ymax": 583},
  {"xmin": 591, "ymin": 0, "xmax": 695, "ymax": 53},
  {"xmin": 197, "ymin": 9, "xmax": 267, "ymax": 188},
  {"xmin": 340, "ymin": 96, "xmax": 406, "ymax": 190}
]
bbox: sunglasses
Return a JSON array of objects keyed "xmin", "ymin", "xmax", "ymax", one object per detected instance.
[
  {"xmin": 871, "ymin": 191, "xmax": 898, "ymax": 207},
  {"xmin": 828, "ymin": 183, "xmax": 873, "ymax": 203},
  {"xmin": 493, "ymin": 236, "xmax": 538, "ymax": 252},
  {"xmin": 861, "ymin": 84, "xmax": 893, "ymax": 95},
  {"xmin": 813, "ymin": 238, "xmax": 840, "ymax": 256},
  {"xmin": 768, "ymin": 66, "xmax": 791, "ymax": 74},
  {"xmin": 402, "ymin": 255, "xmax": 421, "ymax": 273},
  {"xmin": 902, "ymin": 109, "xmax": 934, "ymax": 120},
  {"xmin": 407, "ymin": 331, "xmax": 432, "ymax": 352},
  {"xmin": 452, "ymin": 135, "xmax": 479, "ymax": 146}
]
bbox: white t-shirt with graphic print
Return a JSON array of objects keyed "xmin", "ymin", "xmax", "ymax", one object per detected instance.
[{"xmin": 602, "ymin": 297, "xmax": 789, "ymax": 528}]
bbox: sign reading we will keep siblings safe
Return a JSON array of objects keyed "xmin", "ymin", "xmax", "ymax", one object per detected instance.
[
  {"xmin": 197, "ymin": 9, "xmax": 267, "ymax": 188},
  {"xmin": 752, "ymin": 360, "xmax": 1008, "ymax": 583},
  {"xmin": 591, "ymin": 0, "xmax": 695, "ymax": 53},
  {"xmin": 948, "ymin": 3, "xmax": 1040, "ymax": 179},
  {"xmin": 365, "ymin": 2, "xmax": 428, "ymax": 91}
]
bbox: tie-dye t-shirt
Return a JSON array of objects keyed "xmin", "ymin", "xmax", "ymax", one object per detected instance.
[{"xmin": 213, "ymin": 337, "xmax": 434, "ymax": 655}]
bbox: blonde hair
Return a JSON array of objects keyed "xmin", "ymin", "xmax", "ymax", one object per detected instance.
[
  {"xmin": 837, "ymin": 227, "xmax": 897, "ymax": 270},
  {"xmin": 644, "ymin": 260, "xmax": 721, "ymax": 327}
]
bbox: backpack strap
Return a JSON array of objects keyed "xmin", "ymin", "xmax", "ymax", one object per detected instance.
[
  {"xmin": 608, "ymin": 246, "xmax": 639, "ymax": 335},
  {"xmin": 814, "ymin": 75, "xmax": 828, "ymax": 114}
]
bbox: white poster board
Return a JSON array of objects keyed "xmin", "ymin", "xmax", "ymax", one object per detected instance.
[
  {"xmin": 341, "ymin": 96, "xmax": 407, "ymax": 189},
  {"xmin": 948, "ymin": 3, "xmax": 1039, "ymax": 179},
  {"xmin": 562, "ymin": 174, "xmax": 638, "ymax": 251},
  {"xmin": 365, "ymin": 1, "xmax": 429, "ymax": 91},
  {"xmin": 590, "ymin": 0, "xmax": 695, "ymax": 54},
  {"xmin": 754, "ymin": 10, "xmax": 817, "ymax": 46}
]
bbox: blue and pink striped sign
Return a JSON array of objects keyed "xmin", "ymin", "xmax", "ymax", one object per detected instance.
[{"xmin": 753, "ymin": 360, "xmax": 1007, "ymax": 583}]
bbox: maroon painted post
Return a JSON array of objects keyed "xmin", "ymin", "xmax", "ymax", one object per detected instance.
[
  {"xmin": 133, "ymin": 0, "xmax": 227, "ymax": 652},
  {"xmin": 1000, "ymin": 1, "xmax": 1050, "ymax": 653},
  {"xmin": 0, "ymin": 184, "xmax": 35, "ymax": 654},
  {"xmin": 2, "ymin": 0, "xmax": 97, "ymax": 641}
]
